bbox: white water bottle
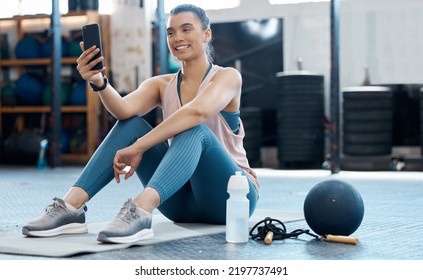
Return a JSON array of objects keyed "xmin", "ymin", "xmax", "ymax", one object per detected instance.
[{"xmin": 226, "ymin": 171, "xmax": 250, "ymax": 243}]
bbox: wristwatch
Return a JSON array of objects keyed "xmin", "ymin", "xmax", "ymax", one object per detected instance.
[{"xmin": 89, "ymin": 76, "xmax": 108, "ymax": 92}]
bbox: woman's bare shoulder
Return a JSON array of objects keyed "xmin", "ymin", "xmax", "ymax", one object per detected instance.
[
  {"xmin": 216, "ymin": 66, "xmax": 241, "ymax": 80},
  {"xmin": 144, "ymin": 73, "xmax": 175, "ymax": 89},
  {"xmin": 134, "ymin": 74, "xmax": 175, "ymax": 95},
  {"xmin": 212, "ymin": 66, "xmax": 242, "ymax": 87}
]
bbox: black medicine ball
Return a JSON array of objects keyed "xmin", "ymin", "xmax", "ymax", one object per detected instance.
[{"xmin": 303, "ymin": 179, "xmax": 364, "ymax": 236}]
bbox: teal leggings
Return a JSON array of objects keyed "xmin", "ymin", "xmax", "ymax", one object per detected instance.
[{"xmin": 75, "ymin": 116, "xmax": 258, "ymax": 224}]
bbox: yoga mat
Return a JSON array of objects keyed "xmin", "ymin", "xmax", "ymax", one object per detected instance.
[{"xmin": 0, "ymin": 209, "xmax": 303, "ymax": 258}]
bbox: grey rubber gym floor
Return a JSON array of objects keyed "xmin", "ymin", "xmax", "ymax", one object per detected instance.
[{"xmin": 0, "ymin": 165, "xmax": 422, "ymax": 260}]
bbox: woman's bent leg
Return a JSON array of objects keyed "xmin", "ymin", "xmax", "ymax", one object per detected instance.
[
  {"xmin": 74, "ymin": 117, "xmax": 168, "ymax": 199},
  {"xmin": 147, "ymin": 124, "xmax": 258, "ymax": 224}
]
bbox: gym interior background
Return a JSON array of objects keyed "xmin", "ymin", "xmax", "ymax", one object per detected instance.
[{"xmin": 0, "ymin": 0, "xmax": 422, "ymax": 172}]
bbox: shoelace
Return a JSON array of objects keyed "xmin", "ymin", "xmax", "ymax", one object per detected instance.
[
  {"xmin": 117, "ymin": 201, "xmax": 139, "ymax": 223},
  {"xmin": 43, "ymin": 197, "xmax": 87, "ymax": 216},
  {"xmin": 44, "ymin": 198, "xmax": 65, "ymax": 217}
]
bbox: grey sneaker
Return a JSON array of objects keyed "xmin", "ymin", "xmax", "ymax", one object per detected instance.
[
  {"xmin": 22, "ymin": 197, "xmax": 88, "ymax": 237},
  {"xmin": 97, "ymin": 199, "xmax": 154, "ymax": 244}
]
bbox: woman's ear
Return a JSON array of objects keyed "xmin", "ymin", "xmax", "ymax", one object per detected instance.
[{"xmin": 204, "ymin": 28, "xmax": 212, "ymax": 43}]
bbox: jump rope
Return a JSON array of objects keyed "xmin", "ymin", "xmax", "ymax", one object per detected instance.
[{"xmin": 249, "ymin": 217, "xmax": 359, "ymax": 245}]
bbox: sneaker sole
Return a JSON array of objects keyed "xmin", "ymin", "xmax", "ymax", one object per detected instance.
[
  {"xmin": 22, "ymin": 223, "xmax": 88, "ymax": 237},
  {"xmin": 97, "ymin": 228, "xmax": 154, "ymax": 244}
]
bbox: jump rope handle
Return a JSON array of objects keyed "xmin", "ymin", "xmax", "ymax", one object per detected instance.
[
  {"xmin": 264, "ymin": 231, "xmax": 274, "ymax": 245},
  {"xmin": 324, "ymin": 234, "xmax": 359, "ymax": 245}
]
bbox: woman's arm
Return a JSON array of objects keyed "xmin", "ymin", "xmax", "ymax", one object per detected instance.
[
  {"xmin": 136, "ymin": 67, "xmax": 241, "ymax": 152},
  {"xmin": 76, "ymin": 43, "xmax": 161, "ymax": 120},
  {"xmin": 96, "ymin": 77, "xmax": 162, "ymax": 120}
]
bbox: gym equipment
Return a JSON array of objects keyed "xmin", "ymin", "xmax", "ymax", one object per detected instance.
[
  {"xmin": 1, "ymin": 83, "xmax": 17, "ymax": 106},
  {"xmin": 68, "ymin": 0, "xmax": 98, "ymax": 12},
  {"xmin": 1, "ymin": 34, "xmax": 10, "ymax": 59},
  {"xmin": 60, "ymin": 129, "xmax": 71, "ymax": 153},
  {"xmin": 62, "ymin": 113, "xmax": 86, "ymax": 130},
  {"xmin": 276, "ymin": 71, "xmax": 324, "ymax": 168},
  {"xmin": 69, "ymin": 80, "xmax": 87, "ymax": 105},
  {"xmin": 69, "ymin": 39, "xmax": 83, "ymax": 57},
  {"xmin": 250, "ymin": 217, "xmax": 359, "ymax": 245},
  {"xmin": 15, "ymin": 37, "xmax": 42, "ymax": 59},
  {"xmin": 42, "ymin": 81, "xmax": 71, "ymax": 105},
  {"xmin": 40, "ymin": 37, "xmax": 70, "ymax": 58},
  {"xmin": 81, "ymin": 0, "xmax": 99, "ymax": 10},
  {"xmin": 69, "ymin": 30, "xmax": 83, "ymax": 57},
  {"xmin": 14, "ymin": 73, "xmax": 44, "ymax": 105},
  {"xmin": 70, "ymin": 129, "xmax": 87, "ymax": 153},
  {"xmin": 303, "ymin": 179, "xmax": 364, "ymax": 236},
  {"xmin": 3, "ymin": 131, "xmax": 45, "ymax": 164},
  {"xmin": 342, "ymin": 86, "xmax": 393, "ymax": 155},
  {"xmin": 250, "ymin": 179, "xmax": 364, "ymax": 245}
]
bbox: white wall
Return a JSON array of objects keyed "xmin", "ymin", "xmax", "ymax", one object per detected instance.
[
  {"xmin": 341, "ymin": 0, "xmax": 423, "ymax": 86},
  {"xmin": 110, "ymin": 0, "xmax": 152, "ymax": 92}
]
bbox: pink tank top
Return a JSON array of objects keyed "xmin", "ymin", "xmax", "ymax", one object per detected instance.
[{"xmin": 160, "ymin": 65, "xmax": 260, "ymax": 191}]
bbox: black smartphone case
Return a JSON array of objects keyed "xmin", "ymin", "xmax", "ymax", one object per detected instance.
[{"xmin": 82, "ymin": 23, "xmax": 104, "ymax": 70}]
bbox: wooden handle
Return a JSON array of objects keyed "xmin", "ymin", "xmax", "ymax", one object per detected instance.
[
  {"xmin": 264, "ymin": 231, "xmax": 274, "ymax": 245},
  {"xmin": 326, "ymin": 234, "xmax": 359, "ymax": 245}
]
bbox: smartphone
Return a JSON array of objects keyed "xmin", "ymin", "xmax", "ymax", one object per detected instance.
[{"xmin": 82, "ymin": 23, "xmax": 104, "ymax": 70}]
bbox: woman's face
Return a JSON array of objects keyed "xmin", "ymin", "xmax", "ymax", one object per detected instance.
[{"xmin": 166, "ymin": 12, "xmax": 211, "ymax": 62}]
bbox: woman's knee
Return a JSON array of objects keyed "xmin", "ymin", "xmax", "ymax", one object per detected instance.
[
  {"xmin": 173, "ymin": 124, "xmax": 211, "ymax": 142},
  {"xmin": 112, "ymin": 116, "xmax": 153, "ymax": 139}
]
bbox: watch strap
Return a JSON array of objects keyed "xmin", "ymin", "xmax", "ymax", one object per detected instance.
[{"xmin": 89, "ymin": 76, "xmax": 108, "ymax": 92}]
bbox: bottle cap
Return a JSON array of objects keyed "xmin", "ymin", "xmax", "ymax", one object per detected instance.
[{"xmin": 227, "ymin": 171, "xmax": 249, "ymax": 191}]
